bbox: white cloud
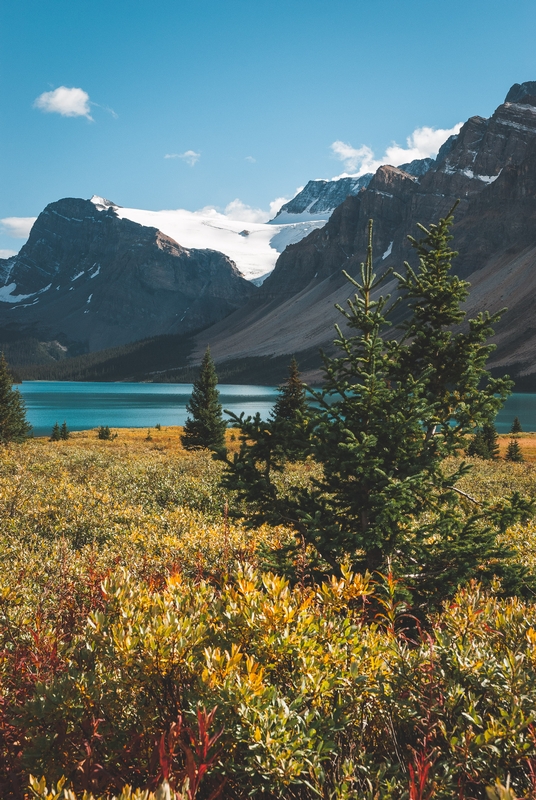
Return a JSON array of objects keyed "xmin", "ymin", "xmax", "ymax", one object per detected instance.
[
  {"xmin": 191, "ymin": 194, "xmax": 291, "ymax": 224},
  {"xmin": 164, "ymin": 150, "xmax": 201, "ymax": 166},
  {"xmin": 0, "ymin": 249, "xmax": 17, "ymax": 259},
  {"xmin": 268, "ymin": 196, "xmax": 289, "ymax": 218},
  {"xmin": 203, "ymin": 196, "xmax": 290, "ymax": 224},
  {"xmin": 0, "ymin": 217, "xmax": 37, "ymax": 239},
  {"xmin": 34, "ymin": 86, "xmax": 93, "ymax": 120},
  {"xmin": 330, "ymin": 122, "xmax": 463, "ymax": 178},
  {"xmin": 330, "ymin": 142, "xmax": 375, "ymax": 174},
  {"xmin": 223, "ymin": 199, "xmax": 267, "ymax": 222},
  {"xmin": 245, "ymin": 155, "xmax": 256, "ymax": 163}
]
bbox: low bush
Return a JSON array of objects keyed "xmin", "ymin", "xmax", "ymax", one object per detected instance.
[{"xmin": 0, "ymin": 434, "xmax": 536, "ymax": 798}]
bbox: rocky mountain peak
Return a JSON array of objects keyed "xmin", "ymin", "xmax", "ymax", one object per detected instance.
[
  {"xmin": 272, "ymin": 175, "xmax": 373, "ymax": 222},
  {"xmin": 397, "ymin": 157, "xmax": 435, "ymax": 177},
  {"xmin": 505, "ymin": 81, "xmax": 536, "ymax": 106},
  {"xmin": 0, "ymin": 196, "xmax": 256, "ymax": 353},
  {"xmin": 90, "ymin": 195, "xmax": 120, "ymax": 211}
]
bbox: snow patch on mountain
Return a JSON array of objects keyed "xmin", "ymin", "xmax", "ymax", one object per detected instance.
[
  {"xmin": 0, "ymin": 282, "xmax": 51, "ymax": 304},
  {"xmin": 89, "ymin": 198, "xmax": 324, "ymax": 281},
  {"xmin": 382, "ymin": 242, "xmax": 393, "ymax": 260}
]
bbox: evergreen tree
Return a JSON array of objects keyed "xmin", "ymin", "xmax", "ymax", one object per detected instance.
[
  {"xmin": 482, "ymin": 422, "xmax": 499, "ymax": 459},
  {"xmin": 98, "ymin": 425, "xmax": 112, "ymax": 440},
  {"xmin": 181, "ymin": 347, "xmax": 226, "ymax": 450},
  {"xmin": 466, "ymin": 429, "xmax": 490, "ymax": 458},
  {"xmin": 270, "ymin": 357, "xmax": 310, "ymax": 460},
  {"xmin": 505, "ymin": 439, "xmax": 524, "ymax": 462},
  {"xmin": 50, "ymin": 422, "xmax": 61, "ymax": 442},
  {"xmin": 511, "ymin": 416, "xmax": 522, "ymax": 434},
  {"xmin": 0, "ymin": 353, "xmax": 32, "ymax": 445},
  {"xmin": 221, "ymin": 211, "xmax": 533, "ymax": 604},
  {"xmin": 60, "ymin": 421, "xmax": 69, "ymax": 440},
  {"xmin": 467, "ymin": 423, "xmax": 499, "ymax": 459}
]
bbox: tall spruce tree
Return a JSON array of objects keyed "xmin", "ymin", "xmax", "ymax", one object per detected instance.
[
  {"xmin": 181, "ymin": 347, "xmax": 226, "ymax": 450},
  {"xmin": 270, "ymin": 357, "xmax": 310, "ymax": 460},
  {"xmin": 50, "ymin": 422, "xmax": 61, "ymax": 442},
  {"xmin": 60, "ymin": 421, "xmax": 70, "ymax": 440},
  {"xmin": 0, "ymin": 353, "xmax": 31, "ymax": 445},
  {"xmin": 221, "ymin": 211, "xmax": 533, "ymax": 604},
  {"xmin": 482, "ymin": 422, "xmax": 499, "ymax": 459}
]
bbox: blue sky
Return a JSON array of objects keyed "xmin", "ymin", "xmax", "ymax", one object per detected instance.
[{"xmin": 2, "ymin": 0, "xmax": 536, "ymax": 254}]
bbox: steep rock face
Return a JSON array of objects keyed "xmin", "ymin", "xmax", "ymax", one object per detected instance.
[
  {"xmin": 272, "ymin": 175, "xmax": 373, "ymax": 221},
  {"xmin": 397, "ymin": 157, "xmax": 434, "ymax": 177},
  {"xmin": 195, "ymin": 85, "xmax": 536, "ymax": 383},
  {"xmin": 272, "ymin": 152, "xmax": 443, "ymax": 225},
  {"xmin": 0, "ymin": 198, "xmax": 256, "ymax": 352},
  {"xmin": 262, "ymin": 166, "xmax": 418, "ymax": 301},
  {"xmin": 505, "ymin": 81, "xmax": 536, "ymax": 105}
]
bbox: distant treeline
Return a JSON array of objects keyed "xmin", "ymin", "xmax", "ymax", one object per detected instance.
[
  {"xmin": 155, "ymin": 348, "xmax": 325, "ymax": 385},
  {"xmin": 15, "ymin": 334, "xmax": 195, "ymax": 382}
]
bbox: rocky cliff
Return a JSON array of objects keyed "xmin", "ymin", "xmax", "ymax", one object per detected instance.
[
  {"xmin": 272, "ymin": 175, "xmax": 373, "ymax": 222},
  {"xmin": 0, "ymin": 198, "xmax": 256, "ymax": 353},
  {"xmin": 271, "ymin": 142, "xmax": 452, "ymax": 225},
  {"xmin": 195, "ymin": 84, "xmax": 536, "ymax": 386}
]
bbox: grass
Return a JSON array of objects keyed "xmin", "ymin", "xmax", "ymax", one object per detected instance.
[
  {"xmin": 2, "ymin": 429, "xmax": 536, "ymax": 799},
  {"xmin": 497, "ymin": 431, "xmax": 536, "ymax": 460}
]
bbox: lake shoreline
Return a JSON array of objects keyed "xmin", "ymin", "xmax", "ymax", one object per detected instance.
[{"xmin": 16, "ymin": 381, "xmax": 536, "ymax": 438}]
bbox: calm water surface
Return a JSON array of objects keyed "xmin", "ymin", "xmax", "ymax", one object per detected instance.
[
  {"xmin": 17, "ymin": 382, "xmax": 536, "ymax": 437},
  {"xmin": 18, "ymin": 382, "xmax": 279, "ymax": 437}
]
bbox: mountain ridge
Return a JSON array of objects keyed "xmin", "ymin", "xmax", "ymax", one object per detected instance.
[
  {"xmin": 191, "ymin": 85, "xmax": 536, "ymax": 386},
  {"xmin": 0, "ymin": 197, "xmax": 256, "ymax": 354}
]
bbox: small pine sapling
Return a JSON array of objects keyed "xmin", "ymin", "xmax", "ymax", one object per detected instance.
[{"xmin": 505, "ymin": 438, "xmax": 524, "ymax": 462}]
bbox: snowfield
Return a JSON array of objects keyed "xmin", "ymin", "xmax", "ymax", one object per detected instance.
[{"xmin": 90, "ymin": 197, "xmax": 327, "ymax": 282}]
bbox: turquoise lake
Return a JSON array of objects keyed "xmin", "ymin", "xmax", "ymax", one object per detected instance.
[
  {"xmin": 18, "ymin": 382, "xmax": 280, "ymax": 436},
  {"xmin": 17, "ymin": 382, "xmax": 536, "ymax": 437}
]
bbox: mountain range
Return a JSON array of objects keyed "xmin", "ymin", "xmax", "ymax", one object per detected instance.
[{"xmin": 3, "ymin": 80, "xmax": 536, "ymax": 388}]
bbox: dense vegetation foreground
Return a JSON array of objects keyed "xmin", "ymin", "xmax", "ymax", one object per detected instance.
[{"xmin": 0, "ymin": 430, "xmax": 536, "ymax": 799}]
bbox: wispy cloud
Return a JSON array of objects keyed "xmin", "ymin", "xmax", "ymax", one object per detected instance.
[
  {"xmin": 34, "ymin": 86, "xmax": 93, "ymax": 120},
  {"xmin": 330, "ymin": 123, "xmax": 463, "ymax": 177},
  {"xmin": 92, "ymin": 102, "xmax": 118, "ymax": 119},
  {"xmin": 164, "ymin": 150, "xmax": 201, "ymax": 166},
  {"xmin": 0, "ymin": 217, "xmax": 37, "ymax": 239},
  {"xmin": 0, "ymin": 249, "xmax": 17, "ymax": 259},
  {"xmin": 245, "ymin": 156, "xmax": 256, "ymax": 163}
]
